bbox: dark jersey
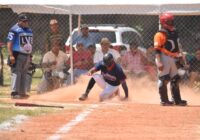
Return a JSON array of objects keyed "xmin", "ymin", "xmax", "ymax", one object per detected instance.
[
  {"xmin": 159, "ymin": 28, "xmax": 180, "ymax": 53},
  {"xmin": 95, "ymin": 61, "xmax": 126, "ymax": 86}
]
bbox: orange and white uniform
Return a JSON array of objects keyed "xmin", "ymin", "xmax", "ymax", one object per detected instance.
[{"xmin": 154, "ymin": 29, "xmax": 181, "ymax": 77}]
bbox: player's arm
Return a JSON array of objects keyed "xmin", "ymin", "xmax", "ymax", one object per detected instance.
[
  {"xmin": 7, "ymin": 31, "xmax": 15, "ymax": 65},
  {"xmin": 87, "ymin": 67, "xmax": 97, "ymax": 76},
  {"xmin": 154, "ymin": 32, "xmax": 166, "ymax": 71},
  {"xmin": 121, "ymin": 80, "xmax": 128, "ymax": 99}
]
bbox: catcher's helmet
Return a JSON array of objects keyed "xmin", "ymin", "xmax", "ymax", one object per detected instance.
[
  {"xmin": 103, "ymin": 53, "xmax": 114, "ymax": 67},
  {"xmin": 160, "ymin": 13, "xmax": 174, "ymax": 31}
]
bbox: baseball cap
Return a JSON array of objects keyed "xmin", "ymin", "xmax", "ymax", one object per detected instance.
[
  {"xmin": 80, "ymin": 24, "xmax": 88, "ymax": 29},
  {"xmin": 18, "ymin": 14, "xmax": 29, "ymax": 21},
  {"xmin": 100, "ymin": 38, "xmax": 111, "ymax": 45},
  {"xmin": 50, "ymin": 19, "xmax": 58, "ymax": 25}
]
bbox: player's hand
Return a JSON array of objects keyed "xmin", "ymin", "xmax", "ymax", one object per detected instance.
[
  {"xmin": 86, "ymin": 71, "xmax": 92, "ymax": 76},
  {"xmin": 9, "ymin": 55, "xmax": 15, "ymax": 65},
  {"xmin": 120, "ymin": 96, "xmax": 128, "ymax": 101},
  {"xmin": 157, "ymin": 61, "xmax": 164, "ymax": 71}
]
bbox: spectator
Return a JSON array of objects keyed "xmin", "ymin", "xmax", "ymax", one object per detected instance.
[
  {"xmin": 146, "ymin": 43, "xmax": 156, "ymax": 66},
  {"xmin": 188, "ymin": 48, "xmax": 200, "ymax": 87},
  {"xmin": 37, "ymin": 40, "xmax": 69, "ymax": 93},
  {"xmin": 66, "ymin": 42, "xmax": 93, "ymax": 84},
  {"xmin": 44, "ymin": 19, "xmax": 65, "ymax": 54},
  {"xmin": 121, "ymin": 42, "xmax": 156, "ymax": 80},
  {"xmin": 93, "ymin": 37, "xmax": 121, "ymax": 64},
  {"xmin": 87, "ymin": 43, "xmax": 96, "ymax": 57},
  {"xmin": 71, "ymin": 24, "xmax": 94, "ymax": 49},
  {"xmin": 7, "ymin": 13, "xmax": 33, "ymax": 99}
]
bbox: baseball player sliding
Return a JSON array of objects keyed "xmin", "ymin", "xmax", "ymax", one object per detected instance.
[{"xmin": 79, "ymin": 53, "xmax": 129, "ymax": 101}]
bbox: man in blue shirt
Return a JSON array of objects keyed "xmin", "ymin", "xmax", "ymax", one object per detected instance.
[
  {"xmin": 7, "ymin": 13, "xmax": 33, "ymax": 99},
  {"xmin": 72, "ymin": 24, "xmax": 94, "ymax": 49},
  {"xmin": 79, "ymin": 53, "xmax": 129, "ymax": 101}
]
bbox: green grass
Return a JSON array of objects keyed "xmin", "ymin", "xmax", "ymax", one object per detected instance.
[
  {"xmin": 0, "ymin": 107, "xmax": 55, "ymax": 123},
  {"xmin": 0, "ymin": 100, "xmax": 64, "ymax": 124}
]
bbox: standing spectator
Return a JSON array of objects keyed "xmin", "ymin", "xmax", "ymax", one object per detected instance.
[
  {"xmin": 71, "ymin": 24, "xmax": 94, "ymax": 49},
  {"xmin": 93, "ymin": 37, "xmax": 121, "ymax": 64},
  {"xmin": 7, "ymin": 13, "xmax": 33, "ymax": 99},
  {"xmin": 154, "ymin": 12, "xmax": 187, "ymax": 106},
  {"xmin": 37, "ymin": 40, "xmax": 69, "ymax": 93},
  {"xmin": 44, "ymin": 19, "xmax": 65, "ymax": 54},
  {"xmin": 188, "ymin": 48, "xmax": 200, "ymax": 87},
  {"xmin": 79, "ymin": 53, "xmax": 128, "ymax": 101}
]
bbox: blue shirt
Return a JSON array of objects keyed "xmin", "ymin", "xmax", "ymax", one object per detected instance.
[
  {"xmin": 95, "ymin": 61, "xmax": 126, "ymax": 86},
  {"xmin": 7, "ymin": 23, "xmax": 33, "ymax": 54},
  {"xmin": 72, "ymin": 33, "xmax": 94, "ymax": 48}
]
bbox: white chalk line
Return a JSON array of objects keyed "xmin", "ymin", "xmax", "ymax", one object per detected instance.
[
  {"xmin": 48, "ymin": 104, "xmax": 99, "ymax": 140},
  {"xmin": 0, "ymin": 115, "xmax": 28, "ymax": 131}
]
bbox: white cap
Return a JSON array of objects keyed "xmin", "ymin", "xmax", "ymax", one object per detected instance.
[{"xmin": 50, "ymin": 19, "xmax": 58, "ymax": 25}]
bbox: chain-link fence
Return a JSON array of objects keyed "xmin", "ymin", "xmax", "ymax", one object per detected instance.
[{"xmin": 0, "ymin": 6, "xmax": 200, "ymax": 90}]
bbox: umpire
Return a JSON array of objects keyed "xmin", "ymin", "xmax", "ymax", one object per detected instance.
[{"xmin": 7, "ymin": 13, "xmax": 33, "ymax": 99}]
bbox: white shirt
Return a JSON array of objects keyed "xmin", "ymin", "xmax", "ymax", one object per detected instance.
[
  {"xmin": 93, "ymin": 48, "xmax": 121, "ymax": 64},
  {"xmin": 43, "ymin": 50, "xmax": 68, "ymax": 71}
]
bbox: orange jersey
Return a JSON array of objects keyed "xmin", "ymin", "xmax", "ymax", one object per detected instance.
[{"xmin": 154, "ymin": 30, "xmax": 180, "ymax": 58}]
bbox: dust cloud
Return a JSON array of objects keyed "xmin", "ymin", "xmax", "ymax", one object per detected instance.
[{"xmin": 29, "ymin": 75, "xmax": 199, "ymax": 105}]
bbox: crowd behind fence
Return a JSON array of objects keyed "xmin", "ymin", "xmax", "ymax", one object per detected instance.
[{"xmin": 0, "ymin": 7, "xmax": 200, "ymax": 90}]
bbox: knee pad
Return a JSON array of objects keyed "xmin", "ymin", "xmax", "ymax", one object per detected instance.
[
  {"xmin": 171, "ymin": 75, "xmax": 180, "ymax": 84},
  {"xmin": 158, "ymin": 74, "xmax": 170, "ymax": 88}
]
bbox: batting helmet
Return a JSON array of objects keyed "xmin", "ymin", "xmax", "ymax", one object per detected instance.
[
  {"xmin": 160, "ymin": 13, "xmax": 174, "ymax": 31},
  {"xmin": 103, "ymin": 53, "xmax": 115, "ymax": 67}
]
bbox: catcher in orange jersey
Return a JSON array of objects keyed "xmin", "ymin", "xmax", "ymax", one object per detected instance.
[{"xmin": 154, "ymin": 13, "xmax": 187, "ymax": 106}]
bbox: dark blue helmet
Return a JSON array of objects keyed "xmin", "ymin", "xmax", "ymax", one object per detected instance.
[{"xmin": 103, "ymin": 53, "xmax": 114, "ymax": 67}]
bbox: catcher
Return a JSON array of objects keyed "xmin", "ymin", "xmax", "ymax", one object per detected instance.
[
  {"xmin": 37, "ymin": 40, "xmax": 69, "ymax": 93},
  {"xmin": 154, "ymin": 12, "xmax": 187, "ymax": 106}
]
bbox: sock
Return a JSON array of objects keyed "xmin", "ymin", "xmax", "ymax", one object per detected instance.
[{"xmin": 85, "ymin": 78, "xmax": 96, "ymax": 96}]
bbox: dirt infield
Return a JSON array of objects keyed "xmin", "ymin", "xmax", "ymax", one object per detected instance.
[{"xmin": 0, "ymin": 76, "xmax": 200, "ymax": 140}]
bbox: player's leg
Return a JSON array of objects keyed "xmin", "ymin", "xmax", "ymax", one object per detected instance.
[
  {"xmin": 79, "ymin": 77, "xmax": 96, "ymax": 100},
  {"xmin": 10, "ymin": 53, "xmax": 23, "ymax": 98},
  {"xmin": 79, "ymin": 74, "xmax": 106, "ymax": 101},
  {"xmin": 19, "ymin": 54, "xmax": 30, "ymax": 98},
  {"xmin": 170, "ymin": 75, "xmax": 187, "ymax": 106},
  {"xmin": 158, "ymin": 75, "xmax": 173, "ymax": 106},
  {"xmin": 170, "ymin": 58, "xmax": 187, "ymax": 106},
  {"xmin": 99, "ymin": 84, "xmax": 119, "ymax": 102},
  {"xmin": 157, "ymin": 54, "xmax": 173, "ymax": 106}
]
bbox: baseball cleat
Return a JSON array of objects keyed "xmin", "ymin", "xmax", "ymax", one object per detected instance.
[
  {"xmin": 160, "ymin": 101, "xmax": 174, "ymax": 106},
  {"xmin": 79, "ymin": 93, "xmax": 88, "ymax": 101},
  {"xmin": 175, "ymin": 100, "xmax": 187, "ymax": 106}
]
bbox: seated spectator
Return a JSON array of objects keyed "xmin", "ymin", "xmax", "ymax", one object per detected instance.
[
  {"xmin": 66, "ymin": 42, "xmax": 93, "ymax": 83},
  {"xmin": 93, "ymin": 37, "xmax": 121, "ymax": 64},
  {"xmin": 146, "ymin": 43, "xmax": 156, "ymax": 66},
  {"xmin": 121, "ymin": 42, "xmax": 156, "ymax": 80},
  {"xmin": 188, "ymin": 48, "xmax": 200, "ymax": 87},
  {"xmin": 87, "ymin": 43, "xmax": 96, "ymax": 57},
  {"xmin": 37, "ymin": 40, "xmax": 69, "ymax": 93}
]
